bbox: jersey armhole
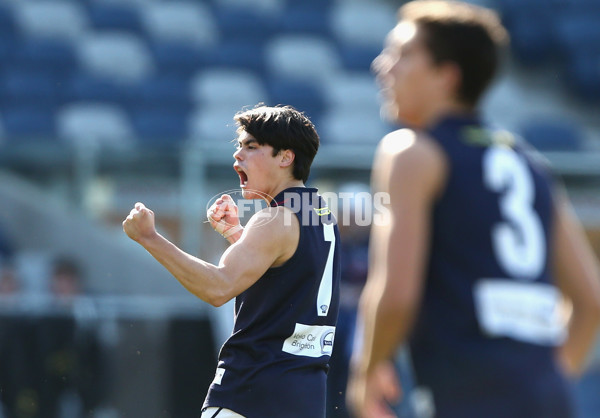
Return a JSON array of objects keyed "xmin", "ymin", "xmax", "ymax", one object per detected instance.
[{"xmin": 264, "ymin": 209, "xmax": 305, "ymax": 275}]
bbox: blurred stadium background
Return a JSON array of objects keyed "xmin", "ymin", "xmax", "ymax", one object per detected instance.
[{"xmin": 0, "ymin": 0, "xmax": 599, "ymax": 416}]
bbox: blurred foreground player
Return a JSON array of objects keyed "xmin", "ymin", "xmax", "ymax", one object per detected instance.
[
  {"xmin": 124, "ymin": 105, "xmax": 340, "ymax": 418},
  {"xmin": 348, "ymin": 1, "xmax": 600, "ymax": 417}
]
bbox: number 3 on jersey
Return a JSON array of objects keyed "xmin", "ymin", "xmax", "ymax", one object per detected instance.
[
  {"xmin": 483, "ymin": 146, "xmax": 546, "ymax": 280},
  {"xmin": 317, "ymin": 223, "xmax": 335, "ymax": 316}
]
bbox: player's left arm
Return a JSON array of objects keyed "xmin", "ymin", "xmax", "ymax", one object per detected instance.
[
  {"xmin": 552, "ymin": 190, "xmax": 600, "ymax": 377},
  {"xmin": 123, "ymin": 202, "xmax": 298, "ymax": 307}
]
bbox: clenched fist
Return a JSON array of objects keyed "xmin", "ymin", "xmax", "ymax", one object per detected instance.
[
  {"xmin": 123, "ymin": 202, "xmax": 157, "ymax": 243},
  {"xmin": 207, "ymin": 194, "xmax": 241, "ymax": 238}
]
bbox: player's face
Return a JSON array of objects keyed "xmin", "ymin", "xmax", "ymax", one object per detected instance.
[
  {"xmin": 372, "ymin": 22, "xmax": 444, "ymax": 127},
  {"xmin": 233, "ymin": 131, "xmax": 280, "ymax": 200}
]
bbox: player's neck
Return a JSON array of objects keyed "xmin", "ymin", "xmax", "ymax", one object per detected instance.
[
  {"xmin": 415, "ymin": 101, "xmax": 474, "ymax": 130},
  {"xmin": 269, "ymin": 179, "xmax": 305, "ymax": 201}
]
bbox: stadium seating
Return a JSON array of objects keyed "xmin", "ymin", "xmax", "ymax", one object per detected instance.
[
  {"xmin": 211, "ymin": 39, "xmax": 267, "ymax": 74},
  {"xmin": 266, "ymin": 77, "xmax": 326, "ymax": 124},
  {"xmin": 139, "ymin": 1, "xmax": 219, "ymax": 46},
  {"xmin": 11, "ymin": 0, "xmax": 89, "ymax": 41},
  {"xmin": 264, "ymin": 34, "xmax": 342, "ymax": 83},
  {"xmin": 14, "ymin": 38, "xmax": 78, "ymax": 78},
  {"xmin": 564, "ymin": 49, "xmax": 600, "ymax": 102},
  {"xmin": 212, "ymin": 0, "xmax": 282, "ymax": 15},
  {"xmin": 319, "ymin": 108, "xmax": 389, "ymax": 145},
  {"xmin": 337, "ymin": 43, "xmax": 380, "ymax": 73},
  {"xmin": 0, "ymin": 4, "xmax": 17, "ymax": 40},
  {"xmin": 76, "ymin": 32, "xmax": 154, "ymax": 83},
  {"xmin": 2, "ymin": 69, "xmax": 59, "ymax": 108},
  {"xmin": 87, "ymin": 2, "xmax": 143, "ymax": 34},
  {"xmin": 0, "ymin": 0, "xmax": 596, "ymax": 147},
  {"xmin": 190, "ymin": 68, "xmax": 268, "ymax": 110},
  {"xmin": 56, "ymin": 102, "xmax": 135, "ymax": 150},
  {"xmin": 137, "ymin": 74, "xmax": 192, "ymax": 113},
  {"xmin": 149, "ymin": 39, "xmax": 211, "ymax": 78},
  {"xmin": 519, "ymin": 116, "xmax": 586, "ymax": 152},
  {"xmin": 213, "ymin": 6, "xmax": 278, "ymax": 44},
  {"xmin": 494, "ymin": 0, "xmax": 600, "ymax": 101},
  {"xmin": 322, "ymin": 72, "xmax": 381, "ymax": 113},
  {"xmin": 278, "ymin": 4, "xmax": 332, "ymax": 37},
  {"xmin": 2, "ymin": 105, "xmax": 56, "ymax": 139},
  {"xmin": 63, "ymin": 72, "xmax": 136, "ymax": 107},
  {"xmin": 187, "ymin": 107, "xmax": 238, "ymax": 144},
  {"xmin": 330, "ymin": 2, "xmax": 396, "ymax": 49},
  {"xmin": 131, "ymin": 105, "xmax": 189, "ymax": 146},
  {"xmin": 554, "ymin": 12, "xmax": 600, "ymax": 57},
  {"xmin": 503, "ymin": 9, "xmax": 556, "ymax": 66}
]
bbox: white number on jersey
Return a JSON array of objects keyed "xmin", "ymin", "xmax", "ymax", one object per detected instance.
[
  {"xmin": 316, "ymin": 223, "xmax": 335, "ymax": 316},
  {"xmin": 483, "ymin": 146, "xmax": 546, "ymax": 280}
]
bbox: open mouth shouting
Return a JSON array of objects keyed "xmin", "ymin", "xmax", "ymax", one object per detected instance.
[{"xmin": 234, "ymin": 164, "xmax": 248, "ymax": 188}]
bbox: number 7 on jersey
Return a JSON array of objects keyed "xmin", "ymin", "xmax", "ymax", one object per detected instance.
[{"xmin": 317, "ymin": 223, "xmax": 336, "ymax": 316}]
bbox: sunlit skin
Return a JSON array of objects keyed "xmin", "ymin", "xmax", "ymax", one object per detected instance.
[
  {"xmin": 349, "ymin": 14, "xmax": 600, "ymax": 418},
  {"xmin": 233, "ymin": 131, "xmax": 301, "ymax": 201},
  {"xmin": 372, "ymin": 22, "xmax": 468, "ymax": 129},
  {"xmin": 122, "ymin": 127, "xmax": 304, "ymax": 307}
]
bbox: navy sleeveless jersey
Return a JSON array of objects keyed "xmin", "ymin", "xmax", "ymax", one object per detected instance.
[
  {"xmin": 408, "ymin": 115, "xmax": 574, "ymax": 418},
  {"xmin": 203, "ymin": 187, "xmax": 340, "ymax": 418}
]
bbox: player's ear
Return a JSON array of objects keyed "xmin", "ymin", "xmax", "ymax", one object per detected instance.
[
  {"xmin": 279, "ymin": 149, "xmax": 295, "ymax": 168},
  {"xmin": 437, "ymin": 61, "xmax": 462, "ymax": 100}
]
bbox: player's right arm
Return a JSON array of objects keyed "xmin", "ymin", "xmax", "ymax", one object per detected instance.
[
  {"xmin": 348, "ymin": 129, "xmax": 447, "ymax": 417},
  {"xmin": 207, "ymin": 194, "xmax": 244, "ymax": 244},
  {"xmin": 552, "ymin": 191, "xmax": 600, "ymax": 377},
  {"xmin": 123, "ymin": 201, "xmax": 299, "ymax": 307}
]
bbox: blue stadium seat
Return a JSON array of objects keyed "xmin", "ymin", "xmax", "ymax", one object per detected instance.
[
  {"xmin": 2, "ymin": 106, "xmax": 56, "ymax": 139},
  {"xmin": 12, "ymin": 0, "xmax": 89, "ymax": 41},
  {"xmin": 213, "ymin": 7, "xmax": 278, "ymax": 43},
  {"xmin": 330, "ymin": 2, "xmax": 396, "ymax": 50},
  {"xmin": 149, "ymin": 40, "xmax": 212, "ymax": 77},
  {"xmin": 57, "ymin": 102, "xmax": 136, "ymax": 150},
  {"xmin": 278, "ymin": 4, "xmax": 332, "ymax": 37},
  {"xmin": 267, "ymin": 78, "xmax": 325, "ymax": 124},
  {"xmin": 0, "ymin": 6, "xmax": 17, "ymax": 73},
  {"xmin": 131, "ymin": 106, "xmax": 189, "ymax": 146},
  {"xmin": 0, "ymin": 5, "xmax": 17, "ymax": 38},
  {"xmin": 506, "ymin": 10, "xmax": 557, "ymax": 65},
  {"xmin": 76, "ymin": 32, "xmax": 154, "ymax": 83},
  {"xmin": 564, "ymin": 48, "xmax": 600, "ymax": 102},
  {"xmin": 283, "ymin": 0, "xmax": 327, "ymax": 9},
  {"xmin": 338, "ymin": 44, "xmax": 380, "ymax": 73},
  {"xmin": 322, "ymin": 72, "xmax": 380, "ymax": 114},
  {"xmin": 519, "ymin": 117, "xmax": 586, "ymax": 151},
  {"xmin": 0, "ymin": 38, "xmax": 15, "ymax": 73},
  {"xmin": 554, "ymin": 12, "xmax": 600, "ymax": 57},
  {"xmin": 320, "ymin": 108, "xmax": 389, "ymax": 145},
  {"xmin": 64, "ymin": 72, "xmax": 136, "ymax": 107},
  {"xmin": 15, "ymin": 38, "xmax": 78, "ymax": 77},
  {"xmin": 212, "ymin": 40, "xmax": 266, "ymax": 74},
  {"xmin": 264, "ymin": 35, "xmax": 342, "ymax": 83},
  {"xmin": 135, "ymin": 75, "xmax": 192, "ymax": 114},
  {"xmin": 87, "ymin": 2, "xmax": 143, "ymax": 33},
  {"xmin": 140, "ymin": 1, "xmax": 218, "ymax": 46},
  {"xmin": 1, "ymin": 69, "xmax": 59, "ymax": 108},
  {"xmin": 187, "ymin": 107, "xmax": 238, "ymax": 144},
  {"xmin": 190, "ymin": 68, "xmax": 268, "ymax": 110}
]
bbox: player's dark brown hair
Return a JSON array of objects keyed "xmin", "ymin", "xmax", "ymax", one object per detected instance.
[
  {"xmin": 399, "ymin": 0, "xmax": 509, "ymax": 107},
  {"xmin": 234, "ymin": 105, "xmax": 320, "ymax": 183}
]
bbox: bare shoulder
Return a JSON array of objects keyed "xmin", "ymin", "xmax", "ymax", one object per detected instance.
[
  {"xmin": 377, "ymin": 128, "xmax": 445, "ymax": 165},
  {"xmin": 374, "ymin": 129, "xmax": 448, "ymax": 195},
  {"xmin": 243, "ymin": 205, "xmax": 300, "ymax": 266}
]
